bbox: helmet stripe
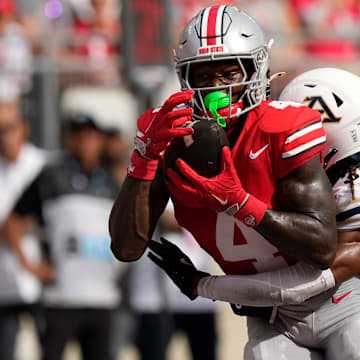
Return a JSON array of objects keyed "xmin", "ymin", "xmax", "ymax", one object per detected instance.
[
  {"xmin": 207, "ymin": 6, "xmax": 219, "ymax": 45},
  {"xmin": 202, "ymin": 5, "xmax": 226, "ymax": 46},
  {"xmin": 216, "ymin": 5, "xmax": 226, "ymax": 44}
]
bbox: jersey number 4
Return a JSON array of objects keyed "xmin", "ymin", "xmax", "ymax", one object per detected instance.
[{"xmin": 216, "ymin": 212, "xmax": 288, "ymax": 272}]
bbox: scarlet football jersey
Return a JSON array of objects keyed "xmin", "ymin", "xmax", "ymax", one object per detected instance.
[{"xmin": 173, "ymin": 100, "xmax": 325, "ymax": 275}]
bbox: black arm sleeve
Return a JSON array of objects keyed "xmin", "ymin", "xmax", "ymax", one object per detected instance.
[{"xmin": 13, "ymin": 175, "xmax": 44, "ymax": 225}]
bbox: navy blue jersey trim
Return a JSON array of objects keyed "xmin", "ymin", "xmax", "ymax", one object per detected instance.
[{"xmin": 336, "ymin": 206, "xmax": 360, "ymax": 222}]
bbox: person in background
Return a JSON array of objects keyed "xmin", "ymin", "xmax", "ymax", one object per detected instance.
[
  {"xmin": 101, "ymin": 123, "xmax": 133, "ymax": 360},
  {"xmin": 57, "ymin": 0, "xmax": 122, "ymax": 86},
  {"xmin": 130, "ymin": 200, "xmax": 218, "ymax": 360},
  {"xmin": 0, "ymin": 0, "xmax": 33, "ymax": 93},
  {"xmin": 102, "ymin": 125, "xmax": 130, "ymax": 185},
  {"xmin": 4, "ymin": 112, "xmax": 126, "ymax": 360},
  {"xmin": 242, "ymin": 0, "xmax": 304, "ymax": 58},
  {"xmin": 0, "ymin": 83, "xmax": 51, "ymax": 360},
  {"xmin": 289, "ymin": 0, "xmax": 360, "ymax": 61}
]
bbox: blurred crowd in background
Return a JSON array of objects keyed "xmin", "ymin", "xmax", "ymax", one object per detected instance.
[
  {"xmin": 1, "ymin": 0, "xmax": 360, "ymax": 359},
  {"xmin": 2, "ymin": 0, "xmax": 360, "ymax": 144}
]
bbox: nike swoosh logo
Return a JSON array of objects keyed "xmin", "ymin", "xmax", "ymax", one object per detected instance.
[
  {"xmin": 211, "ymin": 194, "xmax": 228, "ymax": 206},
  {"xmin": 249, "ymin": 144, "xmax": 269, "ymax": 159},
  {"xmin": 128, "ymin": 163, "xmax": 135, "ymax": 173},
  {"xmin": 332, "ymin": 290, "xmax": 352, "ymax": 304}
]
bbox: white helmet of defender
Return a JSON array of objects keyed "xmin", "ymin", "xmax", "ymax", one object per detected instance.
[{"xmin": 279, "ymin": 67, "xmax": 360, "ymax": 172}]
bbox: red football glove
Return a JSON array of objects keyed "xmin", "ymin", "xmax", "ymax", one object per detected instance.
[
  {"xmin": 128, "ymin": 90, "xmax": 194, "ymax": 180},
  {"xmin": 166, "ymin": 146, "xmax": 267, "ymax": 227},
  {"xmin": 135, "ymin": 90, "xmax": 194, "ymax": 160}
]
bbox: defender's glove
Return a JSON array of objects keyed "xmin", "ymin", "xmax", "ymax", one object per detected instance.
[
  {"xmin": 128, "ymin": 90, "xmax": 194, "ymax": 180},
  {"xmin": 147, "ymin": 237, "xmax": 210, "ymax": 300},
  {"xmin": 166, "ymin": 146, "xmax": 267, "ymax": 227}
]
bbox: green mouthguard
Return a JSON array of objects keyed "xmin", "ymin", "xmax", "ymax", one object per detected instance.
[{"xmin": 204, "ymin": 91, "xmax": 230, "ymax": 128}]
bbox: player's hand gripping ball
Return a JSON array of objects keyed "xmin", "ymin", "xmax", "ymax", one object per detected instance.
[{"xmin": 163, "ymin": 120, "xmax": 230, "ymax": 179}]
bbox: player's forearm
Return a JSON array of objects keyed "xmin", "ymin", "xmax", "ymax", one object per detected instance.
[
  {"xmin": 331, "ymin": 240, "xmax": 360, "ymax": 284},
  {"xmin": 109, "ymin": 175, "xmax": 153, "ymax": 261},
  {"xmin": 257, "ymin": 209, "xmax": 337, "ymax": 269},
  {"xmin": 255, "ymin": 157, "xmax": 337, "ymax": 269},
  {"xmin": 197, "ymin": 262, "xmax": 335, "ymax": 306},
  {"xmin": 109, "ymin": 172, "xmax": 170, "ymax": 261},
  {"xmin": 3, "ymin": 213, "xmax": 30, "ymax": 268}
]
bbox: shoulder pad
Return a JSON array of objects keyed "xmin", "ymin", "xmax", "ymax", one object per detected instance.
[{"xmin": 257, "ymin": 100, "xmax": 321, "ymax": 133}]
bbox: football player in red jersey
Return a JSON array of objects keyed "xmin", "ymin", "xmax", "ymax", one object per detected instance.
[
  {"xmin": 108, "ymin": 5, "xmax": 360, "ymax": 359},
  {"xmin": 147, "ymin": 67, "xmax": 360, "ymax": 359}
]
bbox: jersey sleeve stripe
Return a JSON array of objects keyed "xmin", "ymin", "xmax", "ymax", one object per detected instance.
[
  {"xmin": 336, "ymin": 206, "xmax": 360, "ymax": 222},
  {"xmin": 285, "ymin": 121, "xmax": 323, "ymax": 144},
  {"xmin": 282, "ymin": 136, "xmax": 326, "ymax": 159},
  {"xmin": 206, "ymin": 7, "xmax": 218, "ymax": 45}
]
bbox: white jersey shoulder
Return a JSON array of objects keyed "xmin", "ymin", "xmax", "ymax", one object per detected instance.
[{"xmin": 333, "ymin": 167, "xmax": 360, "ymax": 231}]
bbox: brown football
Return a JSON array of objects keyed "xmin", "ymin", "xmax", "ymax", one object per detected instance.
[{"xmin": 163, "ymin": 120, "xmax": 230, "ymax": 179}]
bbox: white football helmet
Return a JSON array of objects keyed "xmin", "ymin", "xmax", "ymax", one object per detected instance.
[
  {"xmin": 279, "ymin": 67, "xmax": 360, "ymax": 181},
  {"xmin": 174, "ymin": 5, "xmax": 272, "ymax": 126}
]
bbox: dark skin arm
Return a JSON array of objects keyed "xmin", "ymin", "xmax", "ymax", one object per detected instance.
[
  {"xmin": 257, "ymin": 155, "xmax": 337, "ymax": 269},
  {"xmin": 110, "ymin": 154, "xmax": 337, "ymax": 268},
  {"xmin": 109, "ymin": 168, "xmax": 170, "ymax": 261},
  {"xmin": 330, "ymin": 230, "xmax": 360, "ymax": 283}
]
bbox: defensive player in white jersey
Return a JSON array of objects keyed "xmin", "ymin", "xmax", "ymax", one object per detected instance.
[
  {"xmin": 279, "ymin": 67, "xmax": 360, "ymax": 287},
  {"xmin": 108, "ymin": 5, "xmax": 350, "ymax": 359}
]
